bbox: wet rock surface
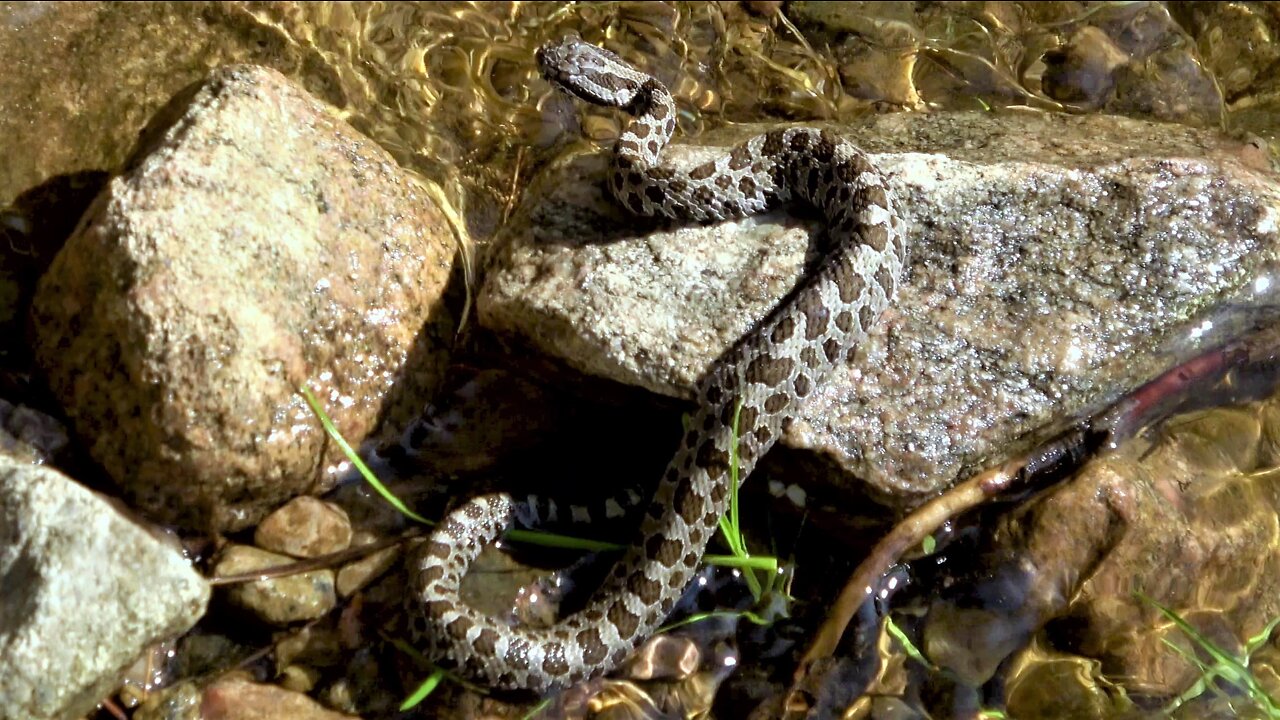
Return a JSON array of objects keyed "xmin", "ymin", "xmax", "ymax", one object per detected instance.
[
  {"xmin": 0, "ymin": 454, "xmax": 209, "ymax": 720},
  {"xmin": 0, "ymin": 398, "xmax": 66, "ymax": 463},
  {"xmin": 197, "ymin": 676, "xmax": 360, "ymax": 720},
  {"xmin": 214, "ymin": 544, "xmax": 337, "ymax": 625},
  {"xmin": 1180, "ymin": 4, "xmax": 1280, "ymax": 102},
  {"xmin": 255, "ymin": 496, "xmax": 353, "ymax": 559},
  {"xmin": 481, "ymin": 110, "xmax": 1280, "ymax": 504},
  {"xmin": 5, "ymin": 6, "xmax": 1280, "ymax": 719},
  {"xmin": 906, "ymin": 397, "xmax": 1280, "ymax": 714},
  {"xmin": 789, "ymin": 3, "xmax": 1230, "ymax": 127},
  {"xmin": 1039, "ymin": 2, "xmax": 1224, "ymax": 126},
  {"xmin": 29, "ymin": 64, "xmax": 458, "ymax": 532},
  {"xmin": 335, "ymin": 531, "xmax": 399, "ymax": 597}
]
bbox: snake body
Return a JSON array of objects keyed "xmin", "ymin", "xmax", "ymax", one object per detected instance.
[{"xmin": 409, "ymin": 38, "xmax": 907, "ymax": 693}]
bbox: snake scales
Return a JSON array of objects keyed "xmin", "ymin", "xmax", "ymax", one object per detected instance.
[{"xmin": 409, "ymin": 37, "xmax": 907, "ymax": 693}]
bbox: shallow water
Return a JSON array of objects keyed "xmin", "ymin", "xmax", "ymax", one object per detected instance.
[
  {"xmin": 4, "ymin": 2, "xmax": 1280, "ymax": 719},
  {"xmin": 4, "ymin": 2, "xmax": 1275, "ymax": 230}
]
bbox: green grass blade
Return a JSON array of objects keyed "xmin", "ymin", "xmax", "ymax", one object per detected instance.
[
  {"xmin": 521, "ymin": 698, "xmax": 554, "ymax": 720},
  {"xmin": 659, "ymin": 609, "xmax": 773, "ymax": 633},
  {"xmin": 506, "ymin": 528, "xmax": 621, "ymax": 553},
  {"xmin": 1147, "ymin": 596, "xmax": 1251, "ymax": 683},
  {"xmin": 1141, "ymin": 592, "xmax": 1280, "ymax": 716},
  {"xmin": 728, "ymin": 398, "xmax": 743, "ymax": 547},
  {"xmin": 303, "ymin": 383, "xmax": 775, "ymax": 569},
  {"xmin": 703, "ymin": 553, "xmax": 778, "ymax": 572},
  {"xmin": 1247, "ymin": 615, "xmax": 1280, "ymax": 655},
  {"xmin": 718, "ymin": 397, "xmax": 763, "ymax": 599},
  {"xmin": 399, "ymin": 668, "xmax": 447, "ymax": 710},
  {"xmin": 886, "ymin": 616, "xmax": 935, "ymax": 670},
  {"xmin": 300, "ymin": 385, "xmax": 432, "ymax": 526}
]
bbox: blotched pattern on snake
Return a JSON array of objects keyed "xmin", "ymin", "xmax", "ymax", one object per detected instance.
[{"xmin": 409, "ymin": 37, "xmax": 907, "ymax": 693}]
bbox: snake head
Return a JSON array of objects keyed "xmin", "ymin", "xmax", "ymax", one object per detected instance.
[{"xmin": 536, "ymin": 36, "xmax": 646, "ymax": 109}]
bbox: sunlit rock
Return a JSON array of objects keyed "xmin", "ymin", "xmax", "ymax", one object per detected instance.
[
  {"xmin": 0, "ymin": 455, "xmax": 209, "ymax": 720},
  {"xmin": 30, "ymin": 65, "xmax": 458, "ymax": 531},
  {"xmin": 481, "ymin": 110, "xmax": 1280, "ymax": 505}
]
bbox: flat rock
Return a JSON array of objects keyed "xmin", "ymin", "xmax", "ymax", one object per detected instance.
[
  {"xmin": 480, "ymin": 111, "xmax": 1280, "ymax": 503},
  {"xmin": 30, "ymin": 65, "xmax": 458, "ymax": 531},
  {"xmin": 0, "ymin": 455, "xmax": 209, "ymax": 720}
]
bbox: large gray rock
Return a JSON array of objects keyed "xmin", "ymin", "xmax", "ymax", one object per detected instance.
[
  {"xmin": 30, "ymin": 65, "xmax": 458, "ymax": 531},
  {"xmin": 480, "ymin": 111, "xmax": 1280, "ymax": 504},
  {"xmin": 0, "ymin": 455, "xmax": 209, "ymax": 720}
]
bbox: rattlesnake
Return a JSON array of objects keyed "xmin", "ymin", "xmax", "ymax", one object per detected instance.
[{"xmin": 409, "ymin": 37, "xmax": 907, "ymax": 693}]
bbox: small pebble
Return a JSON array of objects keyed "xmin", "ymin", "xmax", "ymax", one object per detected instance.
[
  {"xmin": 335, "ymin": 531, "xmax": 399, "ymax": 597},
  {"xmin": 198, "ymin": 676, "xmax": 359, "ymax": 719},
  {"xmin": 255, "ymin": 496, "xmax": 353, "ymax": 558},
  {"xmin": 214, "ymin": 544, "xmax": 336, "ymax": 625}
]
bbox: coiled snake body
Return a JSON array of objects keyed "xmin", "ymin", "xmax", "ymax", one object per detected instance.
[{"xmin": 410, "ymin": 38, "xmax": 907, "ymax": 693}]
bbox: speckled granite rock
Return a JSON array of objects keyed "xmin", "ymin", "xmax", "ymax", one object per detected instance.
[
  {"xmin": 29, "ymin": 65, "xmax": 457, "ymax": 531},
  {"xmin": 480, "ymin": 111, "xmax": 1280, "ymax": 505},
  {"xmin": 0, "ymin": 455, "xmax": 209, "ymax": 720}
]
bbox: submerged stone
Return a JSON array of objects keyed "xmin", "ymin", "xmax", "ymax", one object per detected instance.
[{"xmin": 920, "ymin": 398, "xmax": 1280, "ymax": 706}]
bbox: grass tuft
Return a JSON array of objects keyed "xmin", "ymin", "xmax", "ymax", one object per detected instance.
[{"xmin": 1139, "ymin": 592, "xmax": 1280, "ymax": 718}]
